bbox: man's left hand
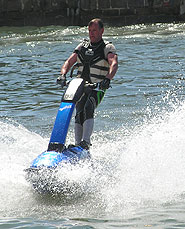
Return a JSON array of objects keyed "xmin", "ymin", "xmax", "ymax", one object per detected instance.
[{"xmin": 99, "ymin": 78, "xmax": 111, "ymax": 90}]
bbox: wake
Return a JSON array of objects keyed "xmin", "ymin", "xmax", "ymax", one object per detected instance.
[{"xmin": 1, "ymin": 100, "xmax": 185, "ymax": 218}]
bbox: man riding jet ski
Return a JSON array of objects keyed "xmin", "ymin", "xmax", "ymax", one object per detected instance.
[{"xmin": 57, "ymin": 18, "xmax": 118, "ymax": 150}]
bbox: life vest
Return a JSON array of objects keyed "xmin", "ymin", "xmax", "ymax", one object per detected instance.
[{"xmin": 76, "ymin": 39, "xmax": 110, "ymax": 83}]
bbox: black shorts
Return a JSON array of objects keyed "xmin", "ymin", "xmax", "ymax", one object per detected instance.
[{"xmin": 75, "ymin": 89, "xmax": 105, "ymax": 125}]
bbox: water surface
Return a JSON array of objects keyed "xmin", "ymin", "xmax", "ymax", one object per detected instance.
[{"xmin": 1, "ymin": 23, "xmax": 185, "ymax": 228}]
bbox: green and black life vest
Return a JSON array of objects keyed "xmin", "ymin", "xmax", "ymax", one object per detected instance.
[{"xmin": 76, "ymin": 39, "xmax": 110, "ymax": 83}]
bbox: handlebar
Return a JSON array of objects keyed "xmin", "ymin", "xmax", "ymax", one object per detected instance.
[
  {"xmin": 57, "ymin": 75, "xmax": 99, "ymax": 89},
  {"xmin": 57, "ymin": 63, "xmax": 105, "ymax": 91}
]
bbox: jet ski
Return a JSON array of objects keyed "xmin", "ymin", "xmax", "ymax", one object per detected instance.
[{"xmin": 25, "ymin": 77, "xmax": 94, "ymax": 193}]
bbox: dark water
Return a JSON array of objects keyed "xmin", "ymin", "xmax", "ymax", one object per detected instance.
[{"xmin": 1, "ymin": 23, "xmax": 185, "ymax": 228}]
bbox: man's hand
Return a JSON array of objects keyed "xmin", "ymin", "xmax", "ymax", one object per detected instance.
[
  {"xmin": 99, "ymin": 78, "xmax": 110, "ymax": 90},
  {"xmin": 57, "ymin": 74, "xmax": 66, "ymax": 87}
]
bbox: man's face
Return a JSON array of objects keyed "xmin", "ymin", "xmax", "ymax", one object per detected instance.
[{"xmin": 88, "ymin": 22, "xmax": 104, "ymax": 43}]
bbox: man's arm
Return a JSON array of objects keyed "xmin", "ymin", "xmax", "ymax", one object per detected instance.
[
  {"xmin": 106, "ymin": 53, "xmax": 118, "ymax": 80},
  {"xmin": 99, "ymin": 53, "xmax": 118, "ymax": 90},
  {"xmin": 60, "ymin": 53, "xmax": 78, "ymax": 75}
]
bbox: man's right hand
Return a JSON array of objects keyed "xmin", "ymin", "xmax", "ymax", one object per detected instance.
[{"xmin": 57, "ymin": 74, "xmax": 66, "ymax": 87}]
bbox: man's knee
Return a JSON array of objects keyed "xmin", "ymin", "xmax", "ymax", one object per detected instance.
[
  {"xmin": 84, "ymin": 99, "xmax": 95, "ymax": 121},
  {"xmin": 75, "ymin": 111, "xmax": 83, "ymax": 125}
]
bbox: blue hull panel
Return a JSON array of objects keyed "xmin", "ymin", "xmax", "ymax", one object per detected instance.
[
  {"xmin": 26, "ymin": 147, "xmax": 91, "ymax": 193},
  {"xmin": 30, "ymin": 147, "xmax": 91, "ymax": 169},
  {"xmin": 49, "ymin": 102, "xmax": 75, "ymax": 145}
]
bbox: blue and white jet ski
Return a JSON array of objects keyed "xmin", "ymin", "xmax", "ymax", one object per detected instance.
[{"xmin": 25, "ymin": 77, "xmax": 93, "ymax": 193}]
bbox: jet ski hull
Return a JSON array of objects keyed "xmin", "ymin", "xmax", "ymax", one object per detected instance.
[{"xmin": 25, "ymin": 145, "xmax": 91, "ymax": 193}]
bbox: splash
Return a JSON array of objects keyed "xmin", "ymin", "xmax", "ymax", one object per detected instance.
[
  {"xmin": 0, "ymin": 119, "xmax": 102, "ymax": 218},
  {"xmin": 101, "ymin": 100, "xmax": 185, "ymax": 215},
  {"xmin": 1, "ymin": 99, "xmax": 185, "ymax": 218},
  {"xmin": 0, "ymin": 119, "xmax": 48, "ymax": 217}
]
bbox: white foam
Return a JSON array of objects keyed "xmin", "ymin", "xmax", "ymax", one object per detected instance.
[
  {"xmin": 100, "ymin": 101, "xmax": 185, "ymax": 216},
  {"xmin": 1, "ymin": 101, "xmax": 185, "ymax": 218}
]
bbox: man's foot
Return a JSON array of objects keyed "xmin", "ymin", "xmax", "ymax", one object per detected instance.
[
  {"xmin": 78, "ymin": 140, "xmax": 90, "ymax": 150},
  {"xmin": 68, "ymin": 144, "xmax": 75, "ymax": 149}
]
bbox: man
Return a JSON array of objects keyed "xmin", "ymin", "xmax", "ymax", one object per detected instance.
[{"xmin": 58, "ymin": 18, "xmax": 118, "ymax": 150}]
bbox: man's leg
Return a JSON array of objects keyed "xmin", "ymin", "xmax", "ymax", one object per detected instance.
[
  {"xmin": 75, "ymin": 123, "xmax": 83, "ymax": 144},
  {"xmin": 75, "ymin": 93, "xmax": 86, "ymax": 144},
  {"xmin": 81, "ymin": 92, "xmax": 97, "ymax": 146},
  {"xmin": 75, "ymin": 90, "xmax": 104, "ymax": 149},
  {"xmin": 82, "ymin": 118, "xmax": 94, "ymax": 144}
]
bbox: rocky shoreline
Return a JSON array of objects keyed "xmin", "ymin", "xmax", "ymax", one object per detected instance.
[{"xmin": 0, "ymin": 0, "xmax": 185, "ymax": 27}]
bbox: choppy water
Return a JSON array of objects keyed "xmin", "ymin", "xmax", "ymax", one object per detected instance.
[{"xmin": 1, "ymin": 23, "xmax": 185, "ymax": 228}]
